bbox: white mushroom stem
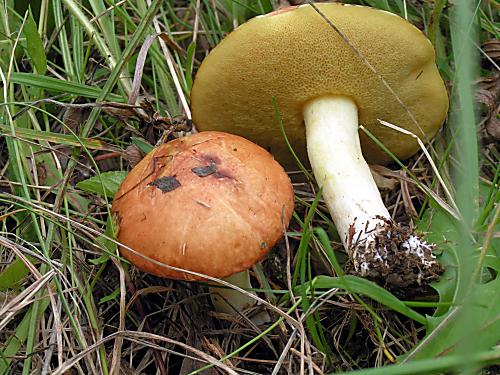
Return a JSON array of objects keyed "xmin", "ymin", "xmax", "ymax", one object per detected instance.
[
  {"xmin": 303, "ymin": 95, "xmax": 438, "ymax": 278},
  {"xmin": 304, "ymin": 96, "xmax": 389, "ymax": 244},
  {"xmin": 209, "ymin": 270, "xmax": 256, "ymax": 314},
  {"xmin": 209, "ymin": 270, "xmax": 271, "ymax": 325}
]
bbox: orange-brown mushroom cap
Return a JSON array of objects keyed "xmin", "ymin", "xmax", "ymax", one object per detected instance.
[
  {"xmin": 191, "ymin": 3, "xmax": 449, "ymax": 169},
  {"xmin": 112, "ymin": 131, "xmax": 294, "ymax": 280}
]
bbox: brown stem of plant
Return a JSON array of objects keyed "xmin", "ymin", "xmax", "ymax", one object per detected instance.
[
  {"xmin": 125, "ymin": 275, "xmax": 168, "ymax": 375},
  {"xmin": 93, "ymin": 151, "xmax": 122, "ymax": 161}
]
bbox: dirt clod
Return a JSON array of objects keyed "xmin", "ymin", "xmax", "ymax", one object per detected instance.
[
  {"xmin": 348, "ymin": 218, "xmax": 444, "ymax": 291},
  {"xmin": 148, "ymin": 175, "xmax": 181, "ymax": 192},
  {"xmin": 191, "ymin": 160, "xmax": 217, "ymax": 177}
]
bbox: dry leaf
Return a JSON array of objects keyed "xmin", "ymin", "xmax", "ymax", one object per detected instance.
[
  {"xmin": 476, "ymin": 73, "xmax": 500, "ymax": 141},
  {"xmin": 62, "ymin": 106, "xmax": 89, "ymax": 131},
  {"xmin": 483, "ymin": 39, "xmax": 500, "ymax": 62},
  {"xmin": 124, "ymin": 144, "xmax": 145, "ymax": 168},
  {"xmin": 400, "ymin": 170, "xmax": 418, "ymax": 218},
  {"xmin": 486, "ymin": 107, "xmax": 500, "ymax": 140},
  {"xmin": 370, "ymin": 164, "xmax": 398, "ymax": 191},
  {"xmin": 202, "ymin": 337, "xmax": 235, "ymax": 369}
]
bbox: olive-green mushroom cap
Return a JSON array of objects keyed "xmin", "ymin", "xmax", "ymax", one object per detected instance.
[{"xmin": 191, "ymin": 3, "xmax": 449, "ymax": 169}]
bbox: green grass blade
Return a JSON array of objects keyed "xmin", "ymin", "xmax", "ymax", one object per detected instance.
[
  {"xmin": 61, "ymin": 0, "xmax": 131, "ymax": 94},
  {"xmin": 0, "ymin": 300, "xmax": 51, "ymax": 373},
  {"xmin": 22, "ymin": 7, "xmax": 47, "ymax": 74},
  {"xmin": 9, "ymin": 72, "xmax": 124, "ymax": 100},
  {"xmin": 0, "ymin": 123, "xmax": 116, "ymax": 150},
  {"xmin": 52, "ymin": 0, "xmax": 76, "ymax": 80},
  {"xmin": 297, "ymin": 275, "xmax": 427, "ymax": 325},
  {"xmin": 328, "ymin": 347, "xmax": 500, "ymax": 375}
]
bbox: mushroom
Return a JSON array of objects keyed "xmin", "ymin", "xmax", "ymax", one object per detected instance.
[
  {"xmin": 190, "ymin": 4, "xmax": 449, "ymax": 288},
  {"xmin": 112, "ymin": 131, "xmax": 294, "ymax": 316}
]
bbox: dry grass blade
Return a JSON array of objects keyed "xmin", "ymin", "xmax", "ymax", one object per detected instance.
[
  {"xmin": 128, "ymin": 34, "xmax": 157, "ymax": 105},
  {"xmin": 481, "ymin": 39, "xmax": 500, "ymax": 71},
  {"xmin": 373, "ymin": 121, "xmax": 460, "ymax": 218},
  {"xmin": 0, "ymin": 270, "xmax": 55, "ymax": 331},
  {"xmin": 290, "ymin": 348, "xmax": 324, "ymax": 374},
  {"xmin": 399, "ymin": 170, "xmax": 419, "ymax": 218},
  {"xmin": 0, "ymin": 237, "xmax": 66, "ymax": 370},
  {"xmin": 272, "ymin": 330, "xmax": 297, "ymax": 375},
  {"xmin": 472, "ymin": 202, "xmax": 500, "ymax": 281},
  {"xmin": 370, "ymin": 164, "xmax": 458, "ymax": 220},
  {"xmin": 109, "ymin": 259, "xmax": 127, "ymax": 375},
  {"xmin": 125, "ymin": 275, "xmax": 169, "ymax": 375},
  {"xmin": 52, "ymin": 331, "xmax": 240, "ymax": 375},
  {"xmin": 125, "ymin": 286, "xmax": 175, "ymax": 308},
  {"xmin": 146, "ymin": 0, "xmax": 192, "ymax": 120},
  {"xmin": 90, "ymin": 0, "xmax": 127, "ymax": 23}
]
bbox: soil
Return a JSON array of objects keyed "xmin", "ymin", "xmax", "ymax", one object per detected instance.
[{"xmin": 347, "ymin": 218, "xmax": 444, "ymax": 293}]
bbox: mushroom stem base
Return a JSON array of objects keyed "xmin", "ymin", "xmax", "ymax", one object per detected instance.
[
  {"xmin": 209, "ymin": 270, "xmax": 257, "ymax": 315},
  {"xmin": 209, "ymin": 270, "xmax": 272, "ymax": 325},
  {"xmin": 348, "ymin": 217, "xmax": 443, "ymax": 289}
]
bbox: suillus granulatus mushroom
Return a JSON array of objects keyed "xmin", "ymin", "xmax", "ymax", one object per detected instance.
[
  {"xmin": 190, "ymin": 4, "xmax": 449, "ymax": 288},
  {"xmin": 112, "ymin": 131, "xmax": 294, "ymax": 317}
]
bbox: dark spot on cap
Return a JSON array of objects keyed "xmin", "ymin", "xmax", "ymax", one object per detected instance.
[
  {"xmin": 192, "ymin": 160, "xmax": 217, "ymax": 177},
  {"xmin": 148, "ymin": 176, "xmax": 181, "ymax": 193},
  {"xmin": 260, "ymin": 242, "xmax": 268, "ymax": 249},
  {"xmin": 200, "ymin": 154, "xmax": 221, "ymax": 164}
]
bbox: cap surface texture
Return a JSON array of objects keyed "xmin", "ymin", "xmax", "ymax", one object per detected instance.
[
  {"xmin": 112, "ymin": 131, "xmax": 294, "ymax": 280},
  {"xmin": 191, "ymin": 3, "xmax": 449, "ymax": 168}
]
